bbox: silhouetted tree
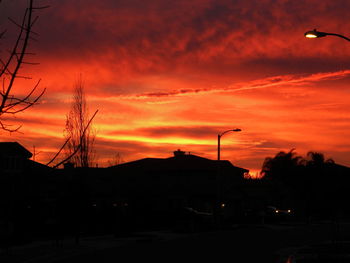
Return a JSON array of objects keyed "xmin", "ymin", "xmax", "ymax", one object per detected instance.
[
  {"xmin": 0, "ymin": 0, "xmax": 47, "ymax": 131},
  {"xmin": 306, "ymin": 151, "xmax": 334, "ymax": 169},
  {"xmin": 261, "ymin": 149, "xmax": 342, "ymax": 221},
  {"xmin": 260, "ymin": 149, "xmax": 308, "ymax": 214},
  {"xmin": 64, "ymin": 77, "xmax": 96, "ymax": 167},
  {"xmin": 261, "ymin": 149, "xmax": 304, "ymax": 181},
  {"xmin": 304, "ymin": 151, "xmax": 335, "ymax": 188},
  {"xmin": 108, "ymin": 152, "xmax": 124, "ymax": 167},
  {"xmin": 305, "ymin": 151, "xmax": 336, "ymax": 219}
]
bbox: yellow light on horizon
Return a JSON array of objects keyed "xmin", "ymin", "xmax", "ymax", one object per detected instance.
[{"xmin": 99, "ymin": 134, "xmax": 214, "ymax": 146}]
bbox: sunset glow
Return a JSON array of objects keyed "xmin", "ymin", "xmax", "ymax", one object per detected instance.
[{"xmin": 1, "ymin": 0, "xmax": 350, "ymax": 172}]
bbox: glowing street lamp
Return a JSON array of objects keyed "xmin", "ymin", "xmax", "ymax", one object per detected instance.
[
  {"xmin": 303, "ymin": 31, "xmax": 346, "ymax": 233},
  {"xmin": 217, "ymin": 128, "xmax": 241, "ymax": 161},
  {"xmin": 216, "ymin": 128, "xmax": 241, "ymax": 227},
  {"xmin": 304, "ymin": 29, "xmax": 350, "ymax": 42}
]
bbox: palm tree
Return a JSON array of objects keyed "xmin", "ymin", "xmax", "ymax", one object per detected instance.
[
  {"xmin": 305, "ymin": 151, "xmax": 335, "ymax": 220},
  {"xmin": 260, "ymin": 149, "xmax": 305, "ymax": 214},
  {"xmin": 261, "ymin": 149, "xmax": 304, "ymax": 181},
  {"xmin": 306, "ymin": 151, "xmax": 334, "ymax": 166}
]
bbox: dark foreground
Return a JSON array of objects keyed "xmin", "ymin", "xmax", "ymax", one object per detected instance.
[{"xmin": 2, "ymin": 222, "xmax": 350, "ymax": 263}]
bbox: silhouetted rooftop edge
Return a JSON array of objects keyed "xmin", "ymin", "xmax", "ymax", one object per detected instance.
[
  {"xmin": 109, "ymin": 150, "xmax": 249, "ymax": 174},
  {"xmin": 0, "ymin": 142, "xmax": 32, "ymax": 159}
]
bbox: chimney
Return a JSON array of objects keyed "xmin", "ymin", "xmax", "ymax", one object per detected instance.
[
  {"xmin": 64, "ymin": 162, "xmax": 75, "ymax": 169},
  {"xmin": 173, "ymin": 149, "xmax": 186, "ymax": 157}
]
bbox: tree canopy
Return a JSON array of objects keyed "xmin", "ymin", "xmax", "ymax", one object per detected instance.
[{"xmin": 261, "ymin": 149, "xmax": 335, "ymax": 183}]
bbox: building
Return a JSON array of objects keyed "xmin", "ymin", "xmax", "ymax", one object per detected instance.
[
  {"xmin": 0, "ymin": 142, "xmax": 54, "ymax": 243},
  {"xmin": 0, "ymin": 143, "xmax": 249, "ymax": 236},
  {"xmin": 108, "ymin": 149, "xmax": 248, "ymax": 228}
]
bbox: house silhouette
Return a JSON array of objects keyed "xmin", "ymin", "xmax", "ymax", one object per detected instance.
[
  {"xmin": 2, "ymin": 142, "xmax": 350, "ymax": 239},
  {"xmin": 107, "ymin": 149, "xmax": 248, "ymax": 229},
  {"xmin": 0, "ymin": 142, "xmax": 51, "ymax": 174},
  {"xmin": 0, "ymin": 142, "xmax": 54, "ymax": 247}
]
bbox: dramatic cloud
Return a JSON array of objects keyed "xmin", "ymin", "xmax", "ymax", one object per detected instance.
[{"xmin": 1, "ymin": 0, "xmax": 350, "ymax": 172}]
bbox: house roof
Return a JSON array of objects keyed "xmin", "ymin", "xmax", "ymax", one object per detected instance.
[
  {"xmin": 0, "ymin": 142, "xmax": 32, "ymax": 159},
  {"xmin": 28, "ymin": 159, "xmax": 54, "ymax": 172},
  {"xmin": 109, "ymin": 151, "xmax": 248, "ymax": 175}
]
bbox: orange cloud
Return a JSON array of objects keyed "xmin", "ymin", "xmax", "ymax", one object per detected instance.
[{"xmin": 1, "ymin": 0, "xmax": 350, "ymax": 172}]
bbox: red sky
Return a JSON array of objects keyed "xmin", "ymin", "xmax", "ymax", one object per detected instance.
[{"xmin": 1, "ymin": 0, "xmax": 350, "ymax": 174}]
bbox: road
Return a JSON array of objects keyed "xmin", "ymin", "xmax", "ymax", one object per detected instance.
[{"xmin": 48, "ymin": 223, "xmax": 340, "ymax": 263}]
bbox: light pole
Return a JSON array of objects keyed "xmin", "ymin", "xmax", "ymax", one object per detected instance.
[
  {"xmin": 305, "ymin": 29, "xmax": 350, "ymax": 42},
  {"xmin": 217, "ymin": 128, "xmax": 241, "ymax": 161},
  {"xmin": 216, "ymin": 128, "xmax": 241, "ymax": 228},
  {"xmin": 304, "ymin": 30, "xmax": 344, "ymax": 240}
]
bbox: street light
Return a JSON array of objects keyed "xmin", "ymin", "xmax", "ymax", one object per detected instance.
[
  {"xmin": 216, "ymin": 128, "xmax": 241, "ymax": 228},
  {"xmin": 217, "ymin": 128, "xmax": 241, "ymax": 161},
  {"xmin": 304, "ymin": 29, "xmax": 350, "ymax": 42},
  {"xmin": 304, "ymin": 30, "xmax": 344, "ymax": 238}
]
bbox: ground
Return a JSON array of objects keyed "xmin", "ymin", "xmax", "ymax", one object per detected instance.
[{"xmin": 1, "ymin": 222, "xmax": 349, "ymax": 263}]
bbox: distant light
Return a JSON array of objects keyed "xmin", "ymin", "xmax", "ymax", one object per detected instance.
[
  {"xmin": 275, "ymin": 210, "xmax": 279, "ymax": 213},
  {"xmin": 288, "ymin": 209, "xmax": 291, "ymax": 213},
  {"xmin": 92, "ymin": 203, "xmax": 97, "ymax": 207},
  {"xmin": 221, "ymin": 203, "xmax": 226, "ymax": 208}
]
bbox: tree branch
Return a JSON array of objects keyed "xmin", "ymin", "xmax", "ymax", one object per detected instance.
[
  {"xmin": 46, "ymin": 136, "xmax": 71, "ymax": 166},
  {"xmin": 0, "ymin": 0, "xmax": 46, "ymax": 131},
  {"xmin": 52, "ymin": 110, "xmax": 98, "ymax": 169}
]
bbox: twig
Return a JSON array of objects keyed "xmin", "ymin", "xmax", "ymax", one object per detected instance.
[
  {"xmin": 46, "ymin": 136, "xmax": 71, "ymax": 166},
  {"xmin": 52, "ymin": 110, "xmax": 99, "ymax": 169}
]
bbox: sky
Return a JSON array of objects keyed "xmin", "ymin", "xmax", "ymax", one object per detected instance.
[{"xmin": 1, "ymin": 0, "xmax": 350, "ymax": 175}]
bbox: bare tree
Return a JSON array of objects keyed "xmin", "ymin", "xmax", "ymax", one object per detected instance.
[
  {"xmin": 46, "ymin": 109, "xmax": 98, "ymax": 168},
  {"xmin": 0, "ymin": 0, "xmax": 47, "ymax": 132},
  {"xmin": 108, "ymin": 152, "xmax": 124, "ymax": 167},
  {"xmin": 64, "ymin": 77, "xmax": 96, "ymax": 168}
]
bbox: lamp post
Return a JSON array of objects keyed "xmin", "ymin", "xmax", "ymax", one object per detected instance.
[
  {"xmin": 217, "ymin": 128, "xmax": 241, "ymax": 161},
  {"xmin": 304, "ymin": 29, "xmax": 350, "ymax": 42},
  {"xmin": 216, "ymin": 128, "xmax": 241, "ymax": 228},
  {"xmin": 304, "ymin": 29, "xmax": 345, "ymax": 241}
]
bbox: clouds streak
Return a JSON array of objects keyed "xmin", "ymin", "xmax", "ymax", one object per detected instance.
[{"xmin": 1, "ymin": 0, "xmax": 350, "ymax": 171}]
